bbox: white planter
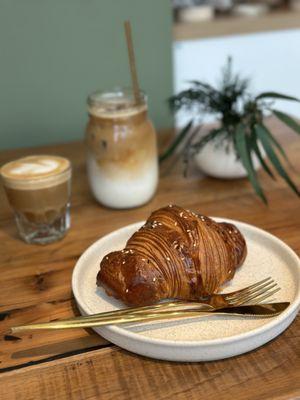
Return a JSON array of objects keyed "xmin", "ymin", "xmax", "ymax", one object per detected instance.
[{"xmin": 194, "ymin": 138, "xmax": 261, "ymax": 179}]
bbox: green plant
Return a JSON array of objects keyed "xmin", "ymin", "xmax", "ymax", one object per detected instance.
[{"xmin": 161, "ymin": 58, "xmax": 300, "ymax": 203}]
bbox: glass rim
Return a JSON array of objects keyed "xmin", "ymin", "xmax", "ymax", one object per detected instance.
[
  {"xmin": 0, "ymin": 155, "xmax": 72, "ymax": 190},
  {"xmin": 87, "ymin": 87, "xmax": 147, "ymax": 109}
]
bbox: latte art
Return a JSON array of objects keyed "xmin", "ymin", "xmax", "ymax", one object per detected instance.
[
  {"xmin": 1, "ymin": 155, "xmax": 71, "ymax": 190},
  {"xmin": 10, "ymin": 159, "xmax": 60, "ymax": 176},
  {"xmin": 1, "ymin": 154, "xmax": 72, "ymax": 244}
]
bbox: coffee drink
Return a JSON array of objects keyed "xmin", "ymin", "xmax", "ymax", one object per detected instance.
[
  {"xmin": 1, "ymin": 155, "xmax": 71, "ymax": 244},
  {"xmin": 86, "ymin": 88, "xmax": 158, "ymax": 208}
]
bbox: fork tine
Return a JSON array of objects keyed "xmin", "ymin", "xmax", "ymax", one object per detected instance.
[
  {"xmin": 245, "ymin": 287, "xmax": 281, "ymax": 305},
  {"xmin": 229, "ymin": 284, "xmax": 280, "ymax": 306},
  {"xmin": 225, "ymin": 277, "xmax": 273, "ymax": 300},
  {"xmin": 227, "ymin": 280, "xmax": 275, "ymax": 302},
  {"xmin": 224, "ymin": 276, "xmax": 273, "ymax": 298},
  {"xmin": 231, "ymin": 282, "xmax": 278, "ymax": 305}
]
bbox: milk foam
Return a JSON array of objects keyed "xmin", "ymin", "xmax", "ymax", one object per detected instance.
[
  {"xmin": 88, "ymin": 89, "xmax": 147, "ymax": 119},
  {"xmin": 1, "ymin": 155, "xmax": 71, "ymax": 190},
  {"xmin": 10, "ymin": 159, "xmax": 59, "ymax": 176},
  {"xmin": 88, "ymin": 104, "xmax": 147, "ymax": 119}
]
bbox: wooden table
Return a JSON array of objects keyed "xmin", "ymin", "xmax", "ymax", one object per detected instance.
[{"xmin": 0, "ymin": 119, "xmax": 299, "ymax": 399}]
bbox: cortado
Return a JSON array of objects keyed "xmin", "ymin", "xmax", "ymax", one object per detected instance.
[{"xmin": 1, "ymin": 155, "xmax": 71, "ymax": 244}]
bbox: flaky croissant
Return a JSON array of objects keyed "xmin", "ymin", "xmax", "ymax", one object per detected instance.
[{"xmin": 97, "ymin": 205, "xmax": 247, "ymax": 306}]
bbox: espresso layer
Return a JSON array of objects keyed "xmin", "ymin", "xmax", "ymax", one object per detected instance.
[
  {"xmin": 4, "ymin": 181, "xmax": 70, "ymax": 224},
  {"xmin": 86, "ymin": 109, "xmax": 157, "ymax": 179}
]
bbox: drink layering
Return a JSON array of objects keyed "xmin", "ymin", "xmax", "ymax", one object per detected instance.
[
  {"xmin": 85, "ymin": 88, "xmax": 158, "ymax": 208},
  {"xmin": 1, "ymin": 155, "xmax": 72, "ymax": 244}
]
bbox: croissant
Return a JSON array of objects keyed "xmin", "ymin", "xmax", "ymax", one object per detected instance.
[{"xmin": 97, "ymin": 205, "xmax": 247, "ymax": 306}]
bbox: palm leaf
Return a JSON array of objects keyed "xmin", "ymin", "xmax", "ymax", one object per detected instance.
[
  {"xmin": 250, "ymin": 129, "xmax": 275, "ymax": 180},
  {"xmin": 189, "ymin": 81, "xmax": 218, "ymax": 92},
  {"xmin": 273, "ymin": 110, "xmax": 300, "ymax": 135},
  {"xmin": 159, "ymin": 120, "xmax": 193, "ymax": 163},
  {"xmin": 256, "ymin": 92, "xmax": 300, "ymax": 102},
  {"xmin": 234, "ymin": 125, "xmax": 267, "ymax": 203},
  {"xmin": 256, "ymin": 123, "xmax": 289, "ymax": 162},
  {"xmin": 255, "ymin": 125, "xmax": 300, "ymax": 196},
  {"xmin": 168, "ymin": 89, "xmax": 207, "ymax": 112},
  {"xmin": 182, "ymin": 124, "xmax": 204, "ymax": 177}
]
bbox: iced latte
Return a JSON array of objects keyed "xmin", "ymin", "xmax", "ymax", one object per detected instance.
[{"xmin": 86, "ymin": 88, "xmax": 158, "ymax": 208}]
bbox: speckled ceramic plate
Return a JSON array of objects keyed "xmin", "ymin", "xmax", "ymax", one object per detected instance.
[{"xmin": 72, "ymin": 218, "xmax": 300, "ymax": 362}]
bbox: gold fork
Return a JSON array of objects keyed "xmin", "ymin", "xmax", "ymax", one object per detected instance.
[
  {"xmin": 65, "ymin": 276, "xmax": 280, "ymax": 320},
  {"xmin": 11, "ymin": 277, "xmax": 280, "ymax": 332}
]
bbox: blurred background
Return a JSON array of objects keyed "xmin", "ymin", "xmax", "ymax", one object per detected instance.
[
  {"xmin": 0, "ymin": 0, "xmax": 299, "ymax": 149},
  {"xmin": 0, "ymin": 0, "xmax": 173, "ymax": 149},
  {"xmin": 173, "ymin": 0, "xmax": 300, "ymax": 126}
]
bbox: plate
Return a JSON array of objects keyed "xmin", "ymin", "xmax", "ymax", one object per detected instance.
[{"xmin": 72, "ymin": 218, "xmax": 300, "ymax": 362}]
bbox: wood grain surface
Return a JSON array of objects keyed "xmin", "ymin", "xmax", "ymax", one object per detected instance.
[{"xmin": 0, "ymin": 119, "xmax": 299, "ymax": 399}]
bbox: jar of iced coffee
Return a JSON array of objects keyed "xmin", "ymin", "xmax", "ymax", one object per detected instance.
[{"xmin": 85, "ymin": 88, "xmax": 158, "ymax": 208}]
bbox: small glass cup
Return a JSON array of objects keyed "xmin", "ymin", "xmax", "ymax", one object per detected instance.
[{"xmin": 1, "ymin": 155, "xmax": 72, "ymax": 244}]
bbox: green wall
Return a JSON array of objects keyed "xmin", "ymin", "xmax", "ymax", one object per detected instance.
[{"xmin": 0, "ymin": 1, "xmax": 173, "ymax": 150}]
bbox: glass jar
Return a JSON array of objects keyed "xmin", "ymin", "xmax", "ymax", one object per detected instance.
[{"xmin": 85, "ymin": 88, "xmax": 158, "ymax": 208}]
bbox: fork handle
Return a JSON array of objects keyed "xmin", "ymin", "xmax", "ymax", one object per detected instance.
[
  {"xmin": 10, "ymin": 307, "xmax": 213, "ymax": 333},
  {"xmin": 74, "ymin": 301, "xmax": 213, "ymax": 321}
]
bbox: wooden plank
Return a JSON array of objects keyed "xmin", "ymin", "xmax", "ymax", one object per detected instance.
[
  {"xmin": 0, "ymin": 119, "xmax": 299, "ymax": 374},
  {"xmin": 173, "ymin": 10, "xmax": 300, "ymax": 41},
  {"xmin": 0, "ymin": 299, "xmax": 108, "ymax": 370},
  {"xmin": 0, "ymin": 316, "xmax": 299, "ymax": 400}
]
